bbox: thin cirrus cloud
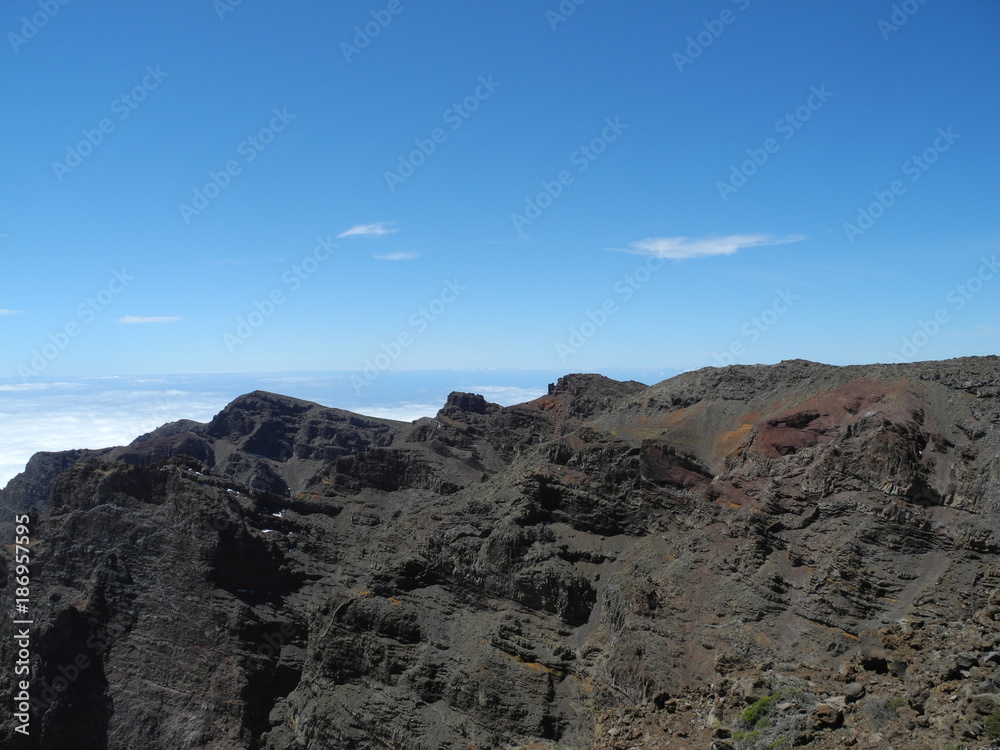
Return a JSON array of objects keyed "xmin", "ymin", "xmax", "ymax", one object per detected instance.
[
  {"xmin": 118, "ymin": 316, "xmax": 182, "ymax": 324},
  {"xmin": 338, "ymin": 222, "xmax": 398, "ymax": 239},
  {"xmin": 374, "ymin": 252, "xmax": 419, "ymax": 261},
  {"xmin": 615, "ymin": 233, "xmax": 807, "ymax": 260},
  {"xmin": 0, "ymin": 308, "xmax": 23, "ymax": 315}
]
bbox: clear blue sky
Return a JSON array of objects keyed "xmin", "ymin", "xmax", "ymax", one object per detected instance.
[{"xmin": 2, "ymin": 0, "xmax": 997, "ymax": 379}]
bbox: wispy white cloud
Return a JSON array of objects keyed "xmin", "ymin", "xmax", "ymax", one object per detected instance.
[
  {"xmin": 0, "ymin": 308, "xmax": 23, "ymax": 315},
  {"xmin": 338, "ymin": 222, "xmax": 398, "ymax": 239},
  {"xmin": 615, "ymin": 233, "xmax": 806, "ymax": 260},
  {"xmin": 374, "ymin": 252, "xmax": 419, "ymax": 261},
  {"xmin": 118, "ymin": 316, "xmax": 182, "ymax": 324}
]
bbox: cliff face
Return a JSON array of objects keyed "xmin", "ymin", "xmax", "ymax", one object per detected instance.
[{"xmin": 1, "ymin": 358, "xmax": 999, "ymax": 750}]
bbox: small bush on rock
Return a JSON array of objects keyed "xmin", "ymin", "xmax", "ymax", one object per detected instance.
[{"xmin": 986, "ymin": 706, "xmax": 1000, "ymax": 739}]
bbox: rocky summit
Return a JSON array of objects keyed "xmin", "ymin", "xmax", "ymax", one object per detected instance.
[{"xmin": 2, "ymin": 358, "xmax": 999, "ymax": 750}]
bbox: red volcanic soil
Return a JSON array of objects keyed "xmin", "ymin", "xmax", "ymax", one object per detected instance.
[{"xmin": 749, "ymin": 378, "xmax": 923, "ymax": 459}]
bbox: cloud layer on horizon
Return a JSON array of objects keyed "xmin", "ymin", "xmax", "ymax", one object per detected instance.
[
  {"xmin": 0, "ymin": 376, "xmax": 549, "ymax": 489},
  {"xmin": 0, "ymin": 385, "xmax": 231, "ymax": 490}
]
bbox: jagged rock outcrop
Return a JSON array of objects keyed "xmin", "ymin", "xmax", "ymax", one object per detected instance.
[{"xmin": 1, "ymin": 357, "xmax": 999, "ymax": 749}]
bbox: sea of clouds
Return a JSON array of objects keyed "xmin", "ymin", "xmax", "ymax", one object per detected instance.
[
  {"xmin": 0, "ymin": 368, "xmax": 680, "ymax": 489},
  {"xmin": 0, "ymin": 371, "xmax": 565, "ymax": 489}
]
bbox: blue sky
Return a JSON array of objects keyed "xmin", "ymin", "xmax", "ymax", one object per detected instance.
[{"xmin": 2, "ymin": 0, "xmax": 998, "ymax": 380}]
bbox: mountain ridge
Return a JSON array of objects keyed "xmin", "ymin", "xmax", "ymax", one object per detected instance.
[{"xmin": 1, "ymin": 356, "xmax": 998, "ymax": 749}]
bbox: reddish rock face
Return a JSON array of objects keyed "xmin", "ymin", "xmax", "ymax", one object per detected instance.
[
  {"xmin": 749, "ymin": 378, "xmax": 922, "ymax": 459},
  {"xmin": 0, "ymin": 357, "xmax": 997, "ymax": 750}
]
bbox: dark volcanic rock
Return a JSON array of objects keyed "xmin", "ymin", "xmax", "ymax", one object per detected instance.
[{"xmin": 1, "ymin": 357, "xmax": 999, "ymax": 750}]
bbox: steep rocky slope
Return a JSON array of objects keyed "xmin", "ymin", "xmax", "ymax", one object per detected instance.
[{"xmin": 1, "ymin": 358, "xmax": 999, "ymax": 750}]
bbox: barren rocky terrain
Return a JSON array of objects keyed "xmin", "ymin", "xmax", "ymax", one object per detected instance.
[{"xmin": 1, "ymin": 357, "xmax": 999, "ymax": 749}]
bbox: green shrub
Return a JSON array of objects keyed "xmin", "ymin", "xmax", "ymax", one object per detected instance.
[
  {"xmin": 732, "ymin": 727, "xmax": 759, "ymax": 743},
  {"xmin": 862, "ymin": 694, "xmax": 903, "ymax": 727},
  {"xmin": 740, "ymin": 691, "xmax": 783, "ymax": 728},
  {"xmin": 732, "ymin": 682, "xmax": 811, "ymax": 750},
  {"xmin": 986, "ymin": 706, "xmax": 1000, "ymax": 739}
]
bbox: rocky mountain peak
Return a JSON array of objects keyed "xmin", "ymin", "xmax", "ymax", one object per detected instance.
[{"xmin": 440, "ymin": 390, "xmax": 500, "ymax": 416}]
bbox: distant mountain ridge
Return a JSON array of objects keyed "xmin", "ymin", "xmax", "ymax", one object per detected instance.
[{"xmin": 1, "ymin": 357, "xmax": 998, "ymax": 749}]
